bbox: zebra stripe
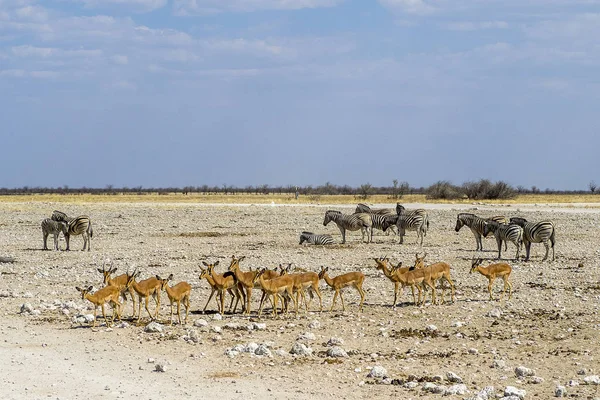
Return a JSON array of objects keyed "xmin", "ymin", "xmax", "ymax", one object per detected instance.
[
  {"xmin": 51, "ymin": 210, "xmax": 74, "ymax": 223},
  {"xmin": 455, "ymin": 213, "xmax": 488, "ymax": 251},
  {"xmin": 382, "ymin": 208, "xmax": 429, "ymax": 245},
  {"xmin": 509, "ymin": 217, "xmax": 555, "ymax": 261},
  {"xmin": 66, "ymin": 215, "xmax": 93, "ymax": 251},
  {"xmin": 483, "ymin": 220, "xmax": 523, "ymax": 260},
  {"xmin": 355, "ymin": 203, "xmax": 395, "ymax": 215},
  {"xmin": 299, "ymin": 232, "xmax": 334, "ymax": 245},
  {"xmin": 41, "ymin": 218, "xmax": 68, "ymax": 251},
  {"xmin": 323, "ymin": 210, "xmax": 372, "ymax": 244}
]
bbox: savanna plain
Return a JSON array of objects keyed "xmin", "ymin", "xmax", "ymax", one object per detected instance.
[{"xmin": 1, "ymin": 195, "xmax": 600, "ymax": 400}]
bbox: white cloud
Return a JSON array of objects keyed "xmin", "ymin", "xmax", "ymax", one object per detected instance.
[
  {"xmin": 173, "ymin": 0, "xmax": 344, "ymax": 15},
  {"xmin": 378, "ymin": 0, "xmax": 436, "ymax": 15},
  {"xmin": 444, "ymin": 21, "xmax": 508, "ymax": 31},
  {"xmin": 72, "ymin": 0, "xmax": 168, "ymax": 12}
]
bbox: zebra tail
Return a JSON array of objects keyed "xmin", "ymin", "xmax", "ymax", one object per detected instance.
[
  {"xmin": 550, "ymin": 228, "xmax": 555, "ymax": 248},
  {"xmin": 89, "ymin": 221, "xmax": 94, "ymax": 238}
]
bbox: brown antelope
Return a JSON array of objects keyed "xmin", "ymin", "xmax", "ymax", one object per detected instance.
[
  {"xmin": 199, "ymin": 264, "xmax": 244, "ymax": 314},
  {"xmin": 318, "ymin": 267, "xmax": 366, "ymax": 312},
  {"xmin": 131, "ymin": 271, "xmax": 162, "ymax": 323},
  {"xmin": 470, "ymin": 258, "xmax": 513, "ymax": 301},
  {"xmin": 373, "ymin": 257, "xmax": 411, "ymax": 307},
  {"xmin": 280, "ymin": 264, "xmax": 323, "ymax": 313},
  {"xmin": 229, "ymin": 256, "xmax": 279, "ymax": 314},
  {"xmin": 202, "ymin": 261, "xmax": 244, "ymax": 315},
  {"xmin": 412, "ymin": 253, "xmax": 456, "ymax": 305},
  {"xmin": 98, "ymin": 262, "xmax": 137, "ymax": 318},
  {"xmin": 252, "ymin": 268, "xmax": 297, "ymax": 318},
  {"xmin": 76, "ymin": 270, "xmax": 136, "ymax": 327},
  {"xmin": 389, "ymin": 263, "xmax": 436, "ymax": 306},
  {"xmin": 157, "ymin": 274, "xmax": 191, "ymax": 325}
]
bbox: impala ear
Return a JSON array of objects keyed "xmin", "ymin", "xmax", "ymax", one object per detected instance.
[
  {"xmin": 202, "ymin": 261, "xmax": 208, "ymax": 266},
  {"xmin": 97, "ymin": 268, "xmax": 103, "ymax": 273},
  {"xmin": 168, "ymin": 274, "xmax": 173, "ymax": 280},
  {"xmin": 156, "ymin": 275, "xmax": 161, "ymax": 280},
  {"xmin": 214, "ymin": 260, "xmax": 220, "ymax": 266},
  {"xmin": 111, "ymin": 267, "xmax": 117, "ymax": 273},
  {"xmin": 87, "ymin": 285, "xmax": 93, "ymax": 291},
  {"xmin": 75, "ymin": 286, "xmax": 82, "ymax": 292},
  {"xmin": 239, "ymin": 256, "xmax": 246, "ymax": 261}
]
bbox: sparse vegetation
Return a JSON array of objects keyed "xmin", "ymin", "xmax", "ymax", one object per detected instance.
[{"xmin": 425, "ymin": 181, "xmax": 463, "ymax": 200}]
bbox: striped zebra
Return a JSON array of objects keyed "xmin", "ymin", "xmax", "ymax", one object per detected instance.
[
  {"xmin": 483, "ymin": 220, "xmax": 523, "ymax": 260},
  {"xmin": 65, "ymin": 215, "xmax": 93, "ymax": 251},
  {"xmin": 355, "ymin": 204, "xmax": 398, "ymax": 238},
  {"xmin": 323, "ymin": 210, "xmax": 372, "ymax": 244},
  {"xmin": 51, "ymin": 210, "xmax": 74, "ymax": 223},
  {"xmin": 509, "ymin": 217, "xmax": 555, "ymax": 261},
  {"xmin": 382, "ymin": 208, "xmax": 429, "ymax": 245},
  {"xmin": 455, "ymin": 213, "xmax": 488, "ymax": 251},
  {"xmin": 299, "ymin": 232, "xmax": 334, "ymax": 245},
  {"xmin": 41, "ymin": 218, "xmax": 68, "ymax": 250}
]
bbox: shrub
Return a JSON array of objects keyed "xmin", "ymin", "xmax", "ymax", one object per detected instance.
[{"xmin": 426, "ymin": 181, "xmax": 463, "ymax": 200}]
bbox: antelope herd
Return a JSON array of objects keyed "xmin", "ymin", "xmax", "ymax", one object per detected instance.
[{"xmin": 36, "ymin": 205, "xmax": 555, "ymax": 327}]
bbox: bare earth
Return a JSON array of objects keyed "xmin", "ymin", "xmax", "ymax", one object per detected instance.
[{"xmin": 1, "ymin": 201, "xmax": 600, "ymax": 399}]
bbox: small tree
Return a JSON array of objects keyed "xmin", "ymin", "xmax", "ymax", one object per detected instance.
[
  {"xmin": 358, "ymin": 183, "xmax": 373, "ymax": 200},
  {"xmin": 590, "ymin": 181, "xmax": 597, "ymax": 194}
]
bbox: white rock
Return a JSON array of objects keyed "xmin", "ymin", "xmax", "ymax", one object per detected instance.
[
  {"xmin": 212, "ymin": 313, "xmax": 222, "ymax": 321},
  {"xmin": 223, "ymin": 322, "xmax": 244, "ymax": 330},
  {"xmin": 224, "ymin": 349, "xmax": 239, "ymax": 358},
  {"xmin": 555, "ymin": 385, "xmax": 566, "ymax": 397},
  {"xmin": 144, "ymin": 322, "xmax": 163, "ymax": 333},
  {"xmin": 404, "ymin": 381, "xmax": 419, "ymax": 389},
  {"xmin": 116, "ymin": 322, "xmax": 129, "ymax": 329},
  {"xmin": 515, "ymin": 366, "xmax": 535, "ymax": 377},
  {"xmin": 488, "ymin": 308, "xmax": 502, "ymax": 318},
  {"xmin": 422, "ymin": 382, "xmax": 437, "ymax": 392},
  {"xmin": 367, "ymin": 365, "xmax": 387, "ymax": 379},
  {"xmin": 211, "ymin": 326, "xmax": 222, "ymax": 333},
  {"xmin": 252, "ymin": 322, "xmax": 266, "ymax": 330},
  {"xmin": 529, "ymin": 376, "xmax": 544, "ymax": 384},
  {"xmin": 568, "ymin": 380, "xmax": 579, "ymax": 386},
  {"xmin": 451, "ymin": 321, "xmax": 464, "ymax": 327},
  {"xmin": 447, "ymin": 371, "xmax": 463, "ymax": 383},
  {"xmin": 493, "ymin": 359, "xmax": 506, "ymax": 369},
  {"xmin": 185, "ymin": 329, "xmax": 199, "ymax": 343},
  {"xmin": 469, "ymin": 348, "xmax": 479, "ymax": 355},
  {"xmin": 327, "ymin": 337, "xmax": 344, "ymax": 346},
  {"xmin": 504, "ymin": 386, "xmax": 526, "ymax": 399},
  {"xmin": 245, "ymin": 342, "xmax": 259, "ymax": 353},
  {"xmin": 426, "ymin": 324, "xmax": 438, "ymax": 332},
  {"xmin": 194, "ymin": 318, "xmax": 209, "ymax": 327},
  {"xmin": 275, "ymin": 349, "xmax": 289, "ymax": 357},
  {"xmin": 584, "ymin": 375, "xmax": 600, "ymax": 385},
  {"xmin": 297, "ymin": 332, "xmax": 316, "ymax": 341},
  {"xmin": 474, "ymin": 386, "xmax": 495, "ymax": 400},
  {"xmin": 20, "ymin": 303, "xmax": 34, "ymax": 314},
  {"xmin": 154, "ymin": 362, "xmax": 167, "ymax": 372},
  {"xmin": 290, "ymin": 342, "xmax": 312, "ymax": 356},
  {"xmin": 308, "ymin": 320, "xmax": 321, "ymax": 329},
  {"xmin": 326, "ymin": 346, "xmax": 348, "ymax": 358},
  {"xmin": 445, "ymin": 384, "xmax": 467, "ymax": 396},
  {"xmin": 255, "ymin": 344, "xmax": 272, "ymax": 357}
]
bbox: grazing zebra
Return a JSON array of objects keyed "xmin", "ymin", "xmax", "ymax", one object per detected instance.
[
  {"xmin": 66, "ymin": 215, "xmax": 93, "ymax": 251},
  {"xmin": 355, "ymin": 204, "xmax": 397, "ymax": 237},
  {"xmin": 382, "ymin": 208, "xmax": 429, "ymax": 245},
  {"xmin": 41, "ymin": 218, "xmax": 68, "ymax": 250},
  {"xmin": 509, "ymin": 217, "xmax": 555, "ymax": 261},
  {"xmin": 483, "ymin": 220, "xmax": 523, "ymax": 260},
  {"xmin": 299, "ymin": 232, "xmax": 334, "ymax": 246},
  {"xmin": 51, "ymin": 210, "xmax": 74, "ymax": 223},
  {"xmin": 323, "ymin": 210, "xmax": 372, "ymax": 244},
  {"xmin": 455, "ymin": 213, "xmax": 489, "ymax": 251}
]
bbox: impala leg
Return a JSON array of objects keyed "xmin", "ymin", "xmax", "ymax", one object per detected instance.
[
  {"xmin": 184, "ymin": 296, "xmax": 190, "ymax": 324},
  {"xmin": 393, "ymin": 282, "xmax": 399, "ymax": 307},
  {"xmin": 203, "ymin": 288, "xmax": 216, "ymax": 312},
  {"xmin": 488, "ymin": 278, "xmax": 494, "ymax": 301},
  {"xmin": 220, "ymin": 289, "xmax": 225, "ymax": 316},
  {"xmin": 245, "ymin": 287, "xmax": 252, "ymax": 315},
  {"xmin": 330, "ymin": 291, "xmax": 339, "ymax": 312},
  {"xmin": 144, "ymin": 296, "xmax": 153, "ymax": 321},
  {"xmin": 93, "ymin": 306, "xmax": 98, "ymax": 328},
  {"xmin": 177, "ymin": 300, "xmax": 182, "ymax": 325},
  {"xmin": 339, "ymin": 291, "xmax": 346, "ymax": 312},
  {"xmin": 101, "ymin": 303, "xmax": 109, "ymax": 327},
  {"xmin": 314, "ymin": 286, "xmax": 323, "ymax": 312},
  {"xmin": 357, "ymin": 285, "xmax": 365, "ymax": 312}
]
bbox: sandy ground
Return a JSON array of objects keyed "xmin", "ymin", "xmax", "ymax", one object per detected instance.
[{"xmin": 1, "ymin": 201, "xmax": 600, "ymax": 399}]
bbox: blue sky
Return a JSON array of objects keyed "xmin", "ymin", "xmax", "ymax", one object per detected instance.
[{"xmin": 1, "ymin": 0, "xmax": 599, "ymax": 190}]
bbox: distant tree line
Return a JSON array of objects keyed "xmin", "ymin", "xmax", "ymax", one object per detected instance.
[{"xmin": 0, "ymin": 179, "xmax": 596, "ymax": 199}]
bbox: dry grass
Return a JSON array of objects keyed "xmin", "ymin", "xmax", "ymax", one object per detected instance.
[
  {"xmin": 0, "ymin": 193, "xmax": 599, "ymax": 204},
  {"xmin": 207, "ymin": 371, "xmax": 240, "ymax": 379}
]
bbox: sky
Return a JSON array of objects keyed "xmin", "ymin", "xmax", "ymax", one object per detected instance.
[{"xmin": 1, "ymin": 0, "xmax": 599, "ymax": 190}]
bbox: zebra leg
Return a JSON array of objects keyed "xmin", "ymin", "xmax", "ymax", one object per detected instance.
[
  {"xmin": 43, "ymin": 232, "xmax": 49, "ymax": 250},
  {"xmin": 398, "ymin": 228, "xmax": 405, "ymax": 244},
  {"xmin": 496, "ymin": 237, "xmax": 502, "ymax": 259},
  {"xmin": 340, "ymin": 228, "xmax": 346, "ymax": 244},
  {"xmin": 524, "ymin": 240, "xmax": 531, "ymax": 261},
  {"xmin": 53, "ymin": 233, "xmax": 59, "ymax": 251},
  {"xmin": 542, "ymin": 239, "xmax": 550, "ymax": 262}
]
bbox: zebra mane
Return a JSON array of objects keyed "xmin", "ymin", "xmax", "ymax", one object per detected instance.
[
  {"xmin": 458, "ymin": 212, "xmax": 477, "ymax": 217},
  {"xmin": 301, "ymin": 231, "xmax": 314, "ymax": 235},
  {"xmin": 326, "ymin": 210, "xmax": 342, "ymax": 215}
]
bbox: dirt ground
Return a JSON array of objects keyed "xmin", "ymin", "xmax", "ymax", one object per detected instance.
[{"xmin": 1, "ymin": 201, "xmax": 600, "ymax": 399}]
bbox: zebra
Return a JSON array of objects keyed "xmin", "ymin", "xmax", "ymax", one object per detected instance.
[
  {"xmin": 382, "ymin": 208, "xmax": 429, "ymax": 245},
  {"xmin": 299, "ymin": 232, "xmax": 334, "ymax": 246},
  {"xmin": 485, "ymin": 216, "xmax": 509, "ymax": 251},
  {"xmin": 455, "ymin": 213, "xmax": 489, "ymax": 251},
  {"xmin": 355, "ymin": 204, "xmax": 397, "ymax": 237},
  {"xmin": 65, "ymin": 215, "xmax": 93, "ymax": 251},
  {"xmin": 41, "ymin": 218, "xmax": 68, "ymax": 250},
  {"xmin": 509, "ymin": 217, "xmax": 555, "ymax": 261},
  {"xmin": 323, "ymin": 210, "xmax": 372, "ymax": 244},
  {"xmin": 51, "ymin": 210, "xmax": 74, "ymax": 223},
  {"xmin": 483, "ymin": 220, "xmax": 523, "ymax": 260},
  {"xmin": 355, "ymin": 203, "xmax": 395, "ymax": 215}
]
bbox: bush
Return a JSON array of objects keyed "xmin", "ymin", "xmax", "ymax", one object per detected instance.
[
  {"xmin": 462, "ymin": 179, "xmax": 516, "ymax": 200},
  {"xmin": 426, "ymin": 181, "xmax": 463, "ymax": 200}
]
